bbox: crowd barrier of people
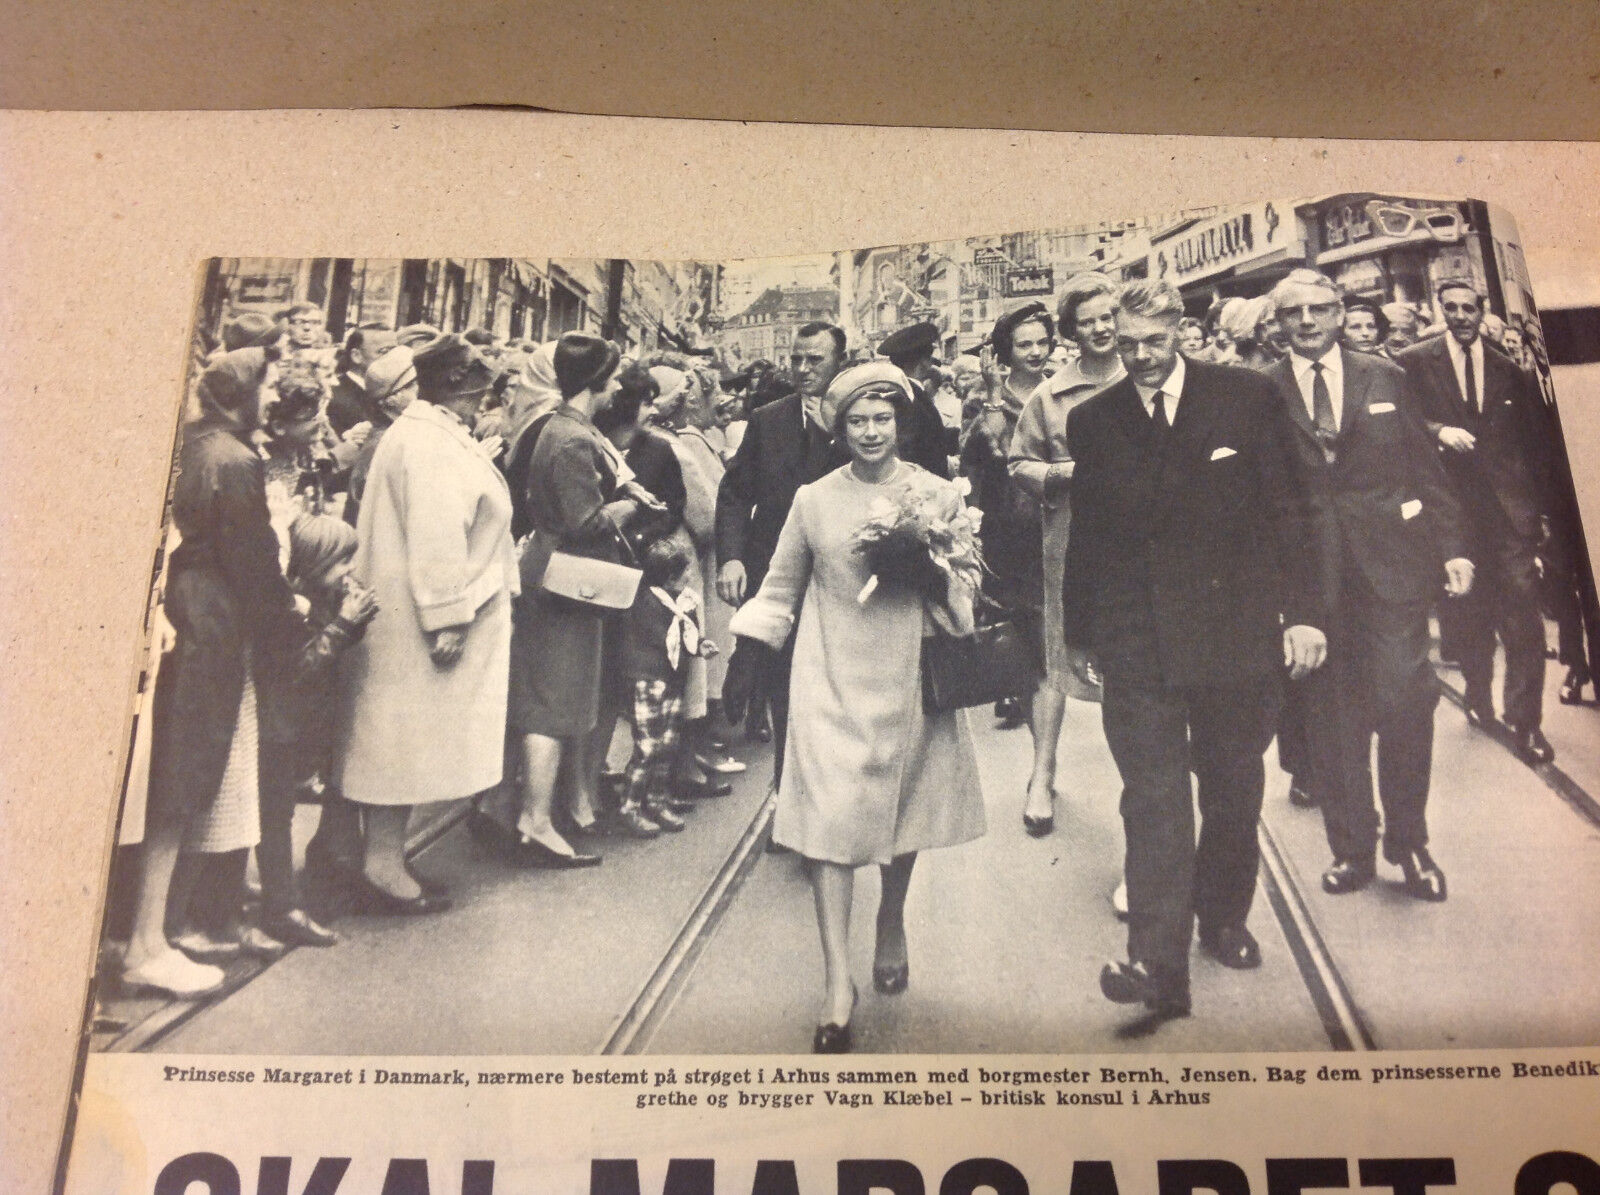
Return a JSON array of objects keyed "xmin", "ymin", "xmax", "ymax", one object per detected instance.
[{"xmin": 114, "ymin": 268, "xmax": 1591, "ymax": 1056}]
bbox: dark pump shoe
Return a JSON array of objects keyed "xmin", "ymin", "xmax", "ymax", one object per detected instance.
[
  {"xmin": 259, "ymin": 909, "xmax": 338, "ymax": 948},
  {"xmin": 515, "ymin": 836, "xmax": 603, "ymax": 868},
  {"xmin": 353, "ymin": 878, "xmax": 453, "ymax": 916},
  {"xmin": 1321, "ymin": 858, "xmax": 1376, "ymax": 895},
  {"xmin": 1198, "ymin": 924, "xmax": 1261, "ymax": 970},
  {"xmin": 1396, "ymin": 848, "xmax": 1448, "ymax": 902},
  {"xmin": 1022, "ymin": 813, "xmax": 1054, "ymax": 838},
  {"xmin": 1287, "ymin": 778, "xmax": 1317, "ymax": 808},
  {"xmin": 812, "ymin": 986, "xmax": 858, "ymax": 1054},
  {"xmin": 1510, "ymin": 726, "xmax": 1556, "ymax": 765}
]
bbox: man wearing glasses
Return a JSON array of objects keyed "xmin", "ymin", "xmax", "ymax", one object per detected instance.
[
  {"xmin": 1266, "ymin": 269, "xmax": 1473, "ymax": 903},
  {"xmin": 1398, "ymin": 282, "xmax": 1557, "ymax": 765}
]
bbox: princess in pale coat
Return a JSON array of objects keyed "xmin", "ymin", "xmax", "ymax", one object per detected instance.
[{"xmin": 730, "ymin": 362, "xmax": 985, "ymax": 1054}]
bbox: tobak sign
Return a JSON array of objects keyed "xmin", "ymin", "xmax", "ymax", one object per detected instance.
[{"xmin": 1004, "ymin": 266, "xmax": 1054, "ymax": 298}]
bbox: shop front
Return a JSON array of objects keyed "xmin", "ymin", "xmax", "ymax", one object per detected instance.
[
  {"xmin": 1301, "ymin": 194, "xmax": 1489, "ymax": 320},
  {"xmin": 1145, "ymin": 200, "xmax": 1303, "ymax": 312}
]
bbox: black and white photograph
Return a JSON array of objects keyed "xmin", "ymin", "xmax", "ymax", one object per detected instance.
[{"xmin": 87, "ymin": 192, "xmax": 1600, "ymax": 1060}]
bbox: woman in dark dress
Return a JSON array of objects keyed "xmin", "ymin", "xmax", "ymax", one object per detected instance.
[
  {"xmin": 123, "ymin": 347, "xmax": 301, "ymax": 997},
  {"xmin": 502, "ymin": 334, "xmax": 643, "ymax": 867}
]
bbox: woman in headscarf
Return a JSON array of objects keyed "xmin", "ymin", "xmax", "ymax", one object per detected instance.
[
  {"xmin": 731, "ymin": 363, "xmax": 985, "ymax": 1054},
  {"xmin": 1008, "ymin": 273, "xmax": 1124, "ymax": 835},
  {"xmin": 335, "ymin": 333, "xmax": 519, "ymax": 911},
  {"xmin": 122, "ymin": 346, "xmax": 303, "ymax": 996},
  {"xmin": 960, "ymin": 302, "xmax": 1053, "ymax": 731}
]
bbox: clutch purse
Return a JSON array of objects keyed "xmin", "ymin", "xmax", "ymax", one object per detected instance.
[
  {"xmin": 539, "ymin": 550, "xmax": 643, "ymax": 611},
  {"xmin": 921, "ymin": 620, "xmax": 1043, "ymax": 714}
]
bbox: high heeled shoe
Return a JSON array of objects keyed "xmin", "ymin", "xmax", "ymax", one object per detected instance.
[
  {"xmin": 812, "ymin": 985, "xmax": 859, "ymax": 1054},
  {"xmin": 1022, "ymin": 786, "xmax": 1056, "ymax": 837}
]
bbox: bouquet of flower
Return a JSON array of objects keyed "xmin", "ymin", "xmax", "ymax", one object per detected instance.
[{"xmin": 851, "ymin": 477, "xmax": 985, "ymax": 605}]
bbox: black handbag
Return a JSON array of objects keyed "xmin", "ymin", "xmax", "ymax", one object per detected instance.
[{"xmin": 921, "ymin": 620, "xmax": 1044, "ymax": 714}]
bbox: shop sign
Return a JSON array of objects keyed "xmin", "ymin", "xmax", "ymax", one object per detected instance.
[
  {"xmin": 972, "ymin": 247, "xmax": 1008, "ymax": 266},
  {"xmin": 233, "ymin": 266, "xmax": 297, "ymax": 307},
  {"xmin": 1004, "ymin": 266, "xmax": 1054, "ymax": 298},
  {"xmin": 1150, "ymin": 202, "xmax": 1284, "ymax": 287},
  {"xmin": 355, "ymin": 260, "xmax": 402, "ymax": 328},
  {"xmin": 1323, "ymin": 197, "xmax": 1465, "ymax": 250}
]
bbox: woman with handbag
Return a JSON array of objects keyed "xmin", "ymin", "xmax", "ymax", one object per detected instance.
[
  {"xmin": 729, "ymin": 362, "xmax": 986, "ymax": 1054},
  {"xmin": 334, "ymin": 332, "xmax": 519, "ymax": 911},
  {"xmin": 503, "ymin": 334, "xmax": 651, "ymax": 867}
]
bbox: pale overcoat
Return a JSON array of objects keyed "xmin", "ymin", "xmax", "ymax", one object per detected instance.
[
  {"xmin": 336, "ymin": 400, "xmax": 519, "ymax": 807},
  {"xmin": 730, "ymin": 463, "xmax": 986, "ymax": 865}
]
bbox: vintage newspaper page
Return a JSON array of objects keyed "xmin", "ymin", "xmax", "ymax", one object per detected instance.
[{"xmin": 4, "ymin": 115, "xmax": 1597, "ymax": 1195}]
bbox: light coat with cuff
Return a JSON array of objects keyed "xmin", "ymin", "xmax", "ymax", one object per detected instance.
[{"xmin": 336, "ymin": 399, "xmax": 518, "ymax": 806}]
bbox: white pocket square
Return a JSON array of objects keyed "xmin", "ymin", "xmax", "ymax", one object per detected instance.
[
  {"xmin": 1369, "ymin": 402, "xmax": 1396, "ymax": 414},
  {"xmin": 1209, "ymin": 447, "xmax": 1237, "ymax": 461},
  {"xmin": 1401, "ymin": 499, "xmax": 1423, "ymax": 520}
]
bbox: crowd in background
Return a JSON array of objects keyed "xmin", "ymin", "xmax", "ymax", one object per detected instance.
[{"xmin": 113, "ymin": 272, "xmax": 1590, "ymax": 1009}]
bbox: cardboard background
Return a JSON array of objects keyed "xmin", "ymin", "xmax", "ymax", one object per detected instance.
[
  {"xmin": 2, "ymin": 111, "xmax": 1598, "ymax": 1191},
  {"xmin": 2, "ymin": 0, "xmax": 1599, "ymax": 141}
]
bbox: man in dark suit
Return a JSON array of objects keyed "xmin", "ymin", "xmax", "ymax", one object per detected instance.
[
  {"xmin": 1398, "ymin": 282, "xmax": 1556, "ymax": 764},
  {"xmin": 1267, "ymin": 270, "xmax": 1474, "ymax": 902},
  {"xmin": 716, "ymin": 321, "xmax": 849, "ymax": 775},
  {"xmin": 878, "ymin": 319, "xmax": 958, "ymax": 475},
  {"xmin": 1061, "ymin": 279, "xmax": 1327, "ymax": 1030}
]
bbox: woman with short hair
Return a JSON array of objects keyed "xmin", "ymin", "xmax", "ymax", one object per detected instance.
[
  {"xmin": 732, "ymin": 363, "xmax": 986, "ymax": 1053},
  {"xmin": 1008, "ymin": 273, "xmax": 1125, "ymax": 835},
  {"xmin": 503, "ymin": 333, "xmax": 644, "ymax": 866},
  {"xmin": 960, "ymin": 302, "xmax": 1055, "ymax": 732}
]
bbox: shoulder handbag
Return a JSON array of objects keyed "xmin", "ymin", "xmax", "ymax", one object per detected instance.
[
  {"xmin": 538, "ymin": 529, "xmax": 643, "ymax": 612},
  {"xmin": 921, "ymin": 619, "xmax": 1043, "ymax": 714}
]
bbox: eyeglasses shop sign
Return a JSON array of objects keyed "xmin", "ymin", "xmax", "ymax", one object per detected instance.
[{"xmin": 1150, "ymin": 202, "xmax": 1286, "ymax": 286}]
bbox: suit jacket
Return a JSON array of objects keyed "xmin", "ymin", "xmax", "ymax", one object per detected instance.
[
  {"xmin": 715, "ymin": 393, "xmax": 846, "ymax": 590},
  {"xmin": 1060, "ymin": 359, "xmax": 1322, "ymax": 687},
  {"xmin": 1396, "ymin": 335, "xmax": 1554, "ymax": 544},
  {"xmin": 904, "ymin": 380, "xmax": 954, "ymax": 478},
  {"xmin": 1266, "ymin": 349, "xmax": 1466, "ymax": 608}
]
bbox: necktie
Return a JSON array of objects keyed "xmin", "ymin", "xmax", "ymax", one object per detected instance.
[
  {"xmin": 1151, "ymin": 390, "xmax": 1171, "ymax": 431},
  {"xmin": 1311, "ymin": 362, "xmax": 1337, "ymax": 462},
  {"xmin": 1462, "ymin": 346, "xmax": 1478, "ymax": 414}
]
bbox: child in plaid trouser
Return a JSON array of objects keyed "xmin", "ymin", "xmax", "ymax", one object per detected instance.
[{"xmin": 618, "ymin": 536, "xmax": 716, "ymax": 836}]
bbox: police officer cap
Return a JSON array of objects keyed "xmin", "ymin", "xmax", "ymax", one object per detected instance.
[{"xmin": 878, "ymin": 321, "xmax": 941, "ymax": 361}]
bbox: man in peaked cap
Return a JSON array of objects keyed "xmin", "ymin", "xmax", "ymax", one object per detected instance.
[{"xmin": 877, "ymin": 320, "xmax": 955, "ymax": 476}]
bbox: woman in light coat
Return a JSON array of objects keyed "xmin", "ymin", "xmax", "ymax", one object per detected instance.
[
  {"xmin": 1008, "ymin": 274, "xmax": 1123, "ymax": 835},
  {"xmin": 730, "ymin": 363, "xmax": 985, "ymax": 1053},
  {"xmin": 336, "ymin": 333, "xmax": 518, "ymax": 912}
]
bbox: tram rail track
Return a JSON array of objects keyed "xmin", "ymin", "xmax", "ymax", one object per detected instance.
[{"xmin": 103, "ymin": 657, "xmax": 1600, "ymax": 1056}]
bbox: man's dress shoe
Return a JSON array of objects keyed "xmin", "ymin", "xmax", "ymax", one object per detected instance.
[
  {"xmin": 1464, "ymin": 701, "xmax": 1496, "ymax": 730},
  {"xmin": 1559, "ymin": 668, "xmax": 1589, "ymax": 706},
  {"xmin": 1511, "ymin": 726, "xmax": 1555, "ymax": 765},
  {"xmin": 1396, "ymin": 848, "xmax": 1448, "ymax": 902},
  {"xmin": 1099, "ymin": 960, "xmax": 1190, "ymax": 1020},
  {"xmin": 1198, "ymin": 924, "xmax": 1261, "ymax": 970},
  {"xmin": 1288, "ymin": 779, "xmax": 1317, "ymax": 808},
  {"xmin": 1321, "ymin": 858, "xmax": 1376, "ymax": 895}
]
